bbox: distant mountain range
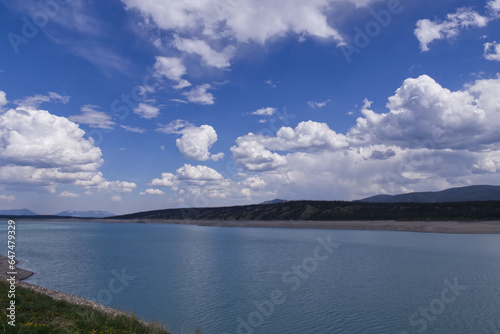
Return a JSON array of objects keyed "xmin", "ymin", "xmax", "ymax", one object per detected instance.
[
  {"xmin": 55, "ymin": 210, "xmax": 114, "ymax": 218},
  {"xmin": 0, "ymin": 209, "xmax": 38, "ymax": 216},
  {"xmin": 0, "ymin": 209, "xmax": 114, "ymax": 218},
  {"xmin": 357, "ymin": 185, "xmax": 500, "ymax": 203}
]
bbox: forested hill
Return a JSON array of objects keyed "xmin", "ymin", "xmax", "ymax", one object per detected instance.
[{"xmin": 111, "ymin": 200, "xmax": 500, "ymax": 221}]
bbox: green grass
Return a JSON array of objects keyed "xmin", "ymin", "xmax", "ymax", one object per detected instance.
[{"xmin": 0, "ymin": 280, "xmax": 173, "ymax": 333}]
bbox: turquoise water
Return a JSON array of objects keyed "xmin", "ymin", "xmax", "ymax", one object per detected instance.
[{"xmin": 3, "ymin": 220, "xmax": 500, "ymax": 334}]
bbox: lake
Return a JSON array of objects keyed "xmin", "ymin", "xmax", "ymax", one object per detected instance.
[{"xmin": 3, "ymin": 220, "xmax": 500, "ymax": 334}]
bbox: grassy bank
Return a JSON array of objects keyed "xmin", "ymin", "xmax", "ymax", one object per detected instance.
[{"xmin": 0, "ymin": 280, "xmax": 171, "ymax": 334}]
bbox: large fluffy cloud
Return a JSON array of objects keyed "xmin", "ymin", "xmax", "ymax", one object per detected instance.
[
  {"xmin": 230, "ymin": 74, "xmax": 500, "ymax": 199},
  {"xmin": 0, "ymin": 105, "xmax": 136, "ymax": 193},
  {"xmin": 122, "ymin": 0, "xmax": 348, "ymax": 44},
  {"xmin": 158, "ymin": 120, "xmax": 224, "ymax": 161},
  {"xmin": 349, "ymin": 75, "xmax": 500, "ymax": 150}
]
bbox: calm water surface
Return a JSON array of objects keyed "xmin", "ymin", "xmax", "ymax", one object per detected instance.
[{"xmin": 2, "ymin": 220, "xmax": 500, "ymax": 334}]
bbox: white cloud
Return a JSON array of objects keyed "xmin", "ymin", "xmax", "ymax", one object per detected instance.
[
  {"xmin": 157, "ymin": 119, "xmax": 193, "ymax": 134},
  {"xmin": 210, "ymin": 152, "xmax": 225, "ymax": 161},
  {"xmin": 69, "ymin": 105, "xmax": 115, "ymax": 129},
  {"xmin": 484, "ymin": 41, "xmax": 500, "ymax": 61},
  {"xmin": 0, "ymin": 91, "xmax": 7, "ymax": 111},
  {"xmin": 229, "ymin": 74, "xmax": 500, "ymax": 200},
  {"xmin": 150, "ymin": 164, "xmax": 256, "ymax": 201},
  {"xmin": 15, "ymin": 92, "xmax": 70, "ymax": 108},
  {"xmin": 134, "ymin": 103, "xmax": 160, "ymax": 119},
  {"xmin": 123, "ymin": 0, "xmax": 345, "ymax": 44},
  {"xmin": 0, "ymin": 194, "xmax": 15, "ymax": 201},
  {"xmin": 59, "ymin": 191, "xmax": 79, "ymax": 198},
  {"xmin": 488, "ymin": 0, "xmax": 500, "ymax": 15},
  {"xmin": 173, "ymin": 36, "xmax": 236, "ymax": 69},
  {"xmin": 0, "ymin": 105, "xmax": 136, "ymax": 193},
  {"xmin": 308, "ymin": 99, "xmax": 330, "ymax": 108},
  {"xmin": 414, "ymin": 6, "xmax": 492, "ymax": 51},
  {"xmin": 231, "ymin": 134, "xmax": 288, "ymax": 171},
  {"xmin": 252, "ymin": 107, "xmax": 276, "ymax": 116},
  {"xmin": 183, "ymin": 84, "xmax": 215, "ymax": 105},
  {"xmin": 153, "ymin": 56, "xmax": 191, "ymax": 89},
  {"xmin": 140, "ymin": 188, "xmax": 165, "ymax": 195},
  {"xmin": 121, "ymin": 125, "xmax": 146, "ymax": 133},
  {"xmin": 349, "ymin": 75, "xmax": 500, "ymax": 150},
  {"xmin": 76, "ymin": 173, "xmax": 137, "ymax": 193},
  {"xmin": 160, "ymin": 121, "xmax": 223, "ymax": 161},
  {"xmin": 242, "ymin": 176, "xmax": 267, "ymax": 189},
  {"xmin": 231, "ymin": 121, "xmax": 349, "ymax": 170}
]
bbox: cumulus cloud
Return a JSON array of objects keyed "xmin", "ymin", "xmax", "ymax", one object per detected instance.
[
  {"xmin": 231, "ymin": 134, "xmax": 288, "ymax": 171},
  {"xmin": 173, "ymin": 36, "xmax": 236, "ymax": 69},
  {"xmin": 349, "ymin": 75, "xmax": 500, "ymax": 150},
  {"xmin": 230, "ymin": 74, "xmax": 500, "ymax": 200},
  {"xmin": 140, "ymin": 188, "xmax": 165, "ymax": 195},
  {"xmin": 231, "ymin": 121, "xmax": 349, "ymax": 171},
  {"xmin": 414, "ymin": 4, "xmax": 495, "ymax": 51},
  {"xmin": 69, "ymin": 105, "xmax": 116, "ymax": 129},
  {"xmin": 15, "ymin": 92, "xmax": 70, "ymax": 108},
  {"xmin": 0, "ymin": 105, "xmax": 135, "ymax": 193},
  {"xmin": 183, "ymin": 84, "xmax": 215, "ymax": 105},
  {"xmin": 150, "ymin": 164, "xmax": 256, "ymax": 201},
  {"xmin": 59, "ymin": 191, "xmax": 79, "ymax": 198},
  {"xmin": 484, "ymin": 41, "xmax": 500, "ymax": 61},
  {"xmin": 159, "ymin": 120, "xmax": 224, "ymax": 161},
  {"xmin": 134, "ymin": 103, "xmax": 160, "ymax": 119},
  {"xmin": 153, "ymin": 56, "xmax": 191, "ymax": 89}
]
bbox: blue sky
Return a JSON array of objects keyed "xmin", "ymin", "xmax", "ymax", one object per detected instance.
[{"xmin": 1, "ymin": 0, "xmax": 500, "ymax": 215}]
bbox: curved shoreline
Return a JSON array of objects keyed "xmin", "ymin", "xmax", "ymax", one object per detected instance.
[
  {"xmin": 0, "ymin": 253, "xmax": 130, "ymax": 318},
  {"xmin": 0, "ymin": 254, "xmax": 33, "ymax": 281}
]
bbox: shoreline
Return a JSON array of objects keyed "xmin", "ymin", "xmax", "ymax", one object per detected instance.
[
  {"xmin": 10, "ymin": 217, "xmax": 500, "ymax": 234},
  {"xmin": 0, "ymin": 254, "xmax": 132, "ymax": 320}
]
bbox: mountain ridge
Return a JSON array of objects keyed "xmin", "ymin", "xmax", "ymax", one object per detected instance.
[{"xmin": 357, "ymin": 185, "xmax": 500, "ymax": 203}]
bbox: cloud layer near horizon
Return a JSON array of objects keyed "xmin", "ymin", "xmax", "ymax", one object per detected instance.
[
  {"xmin": 0, "ymin": 102, "xmax": 136, "ymax": 194},
  {"xmin": 225, "ymin": 74, "xmax": 500, "ymax": 200}
]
